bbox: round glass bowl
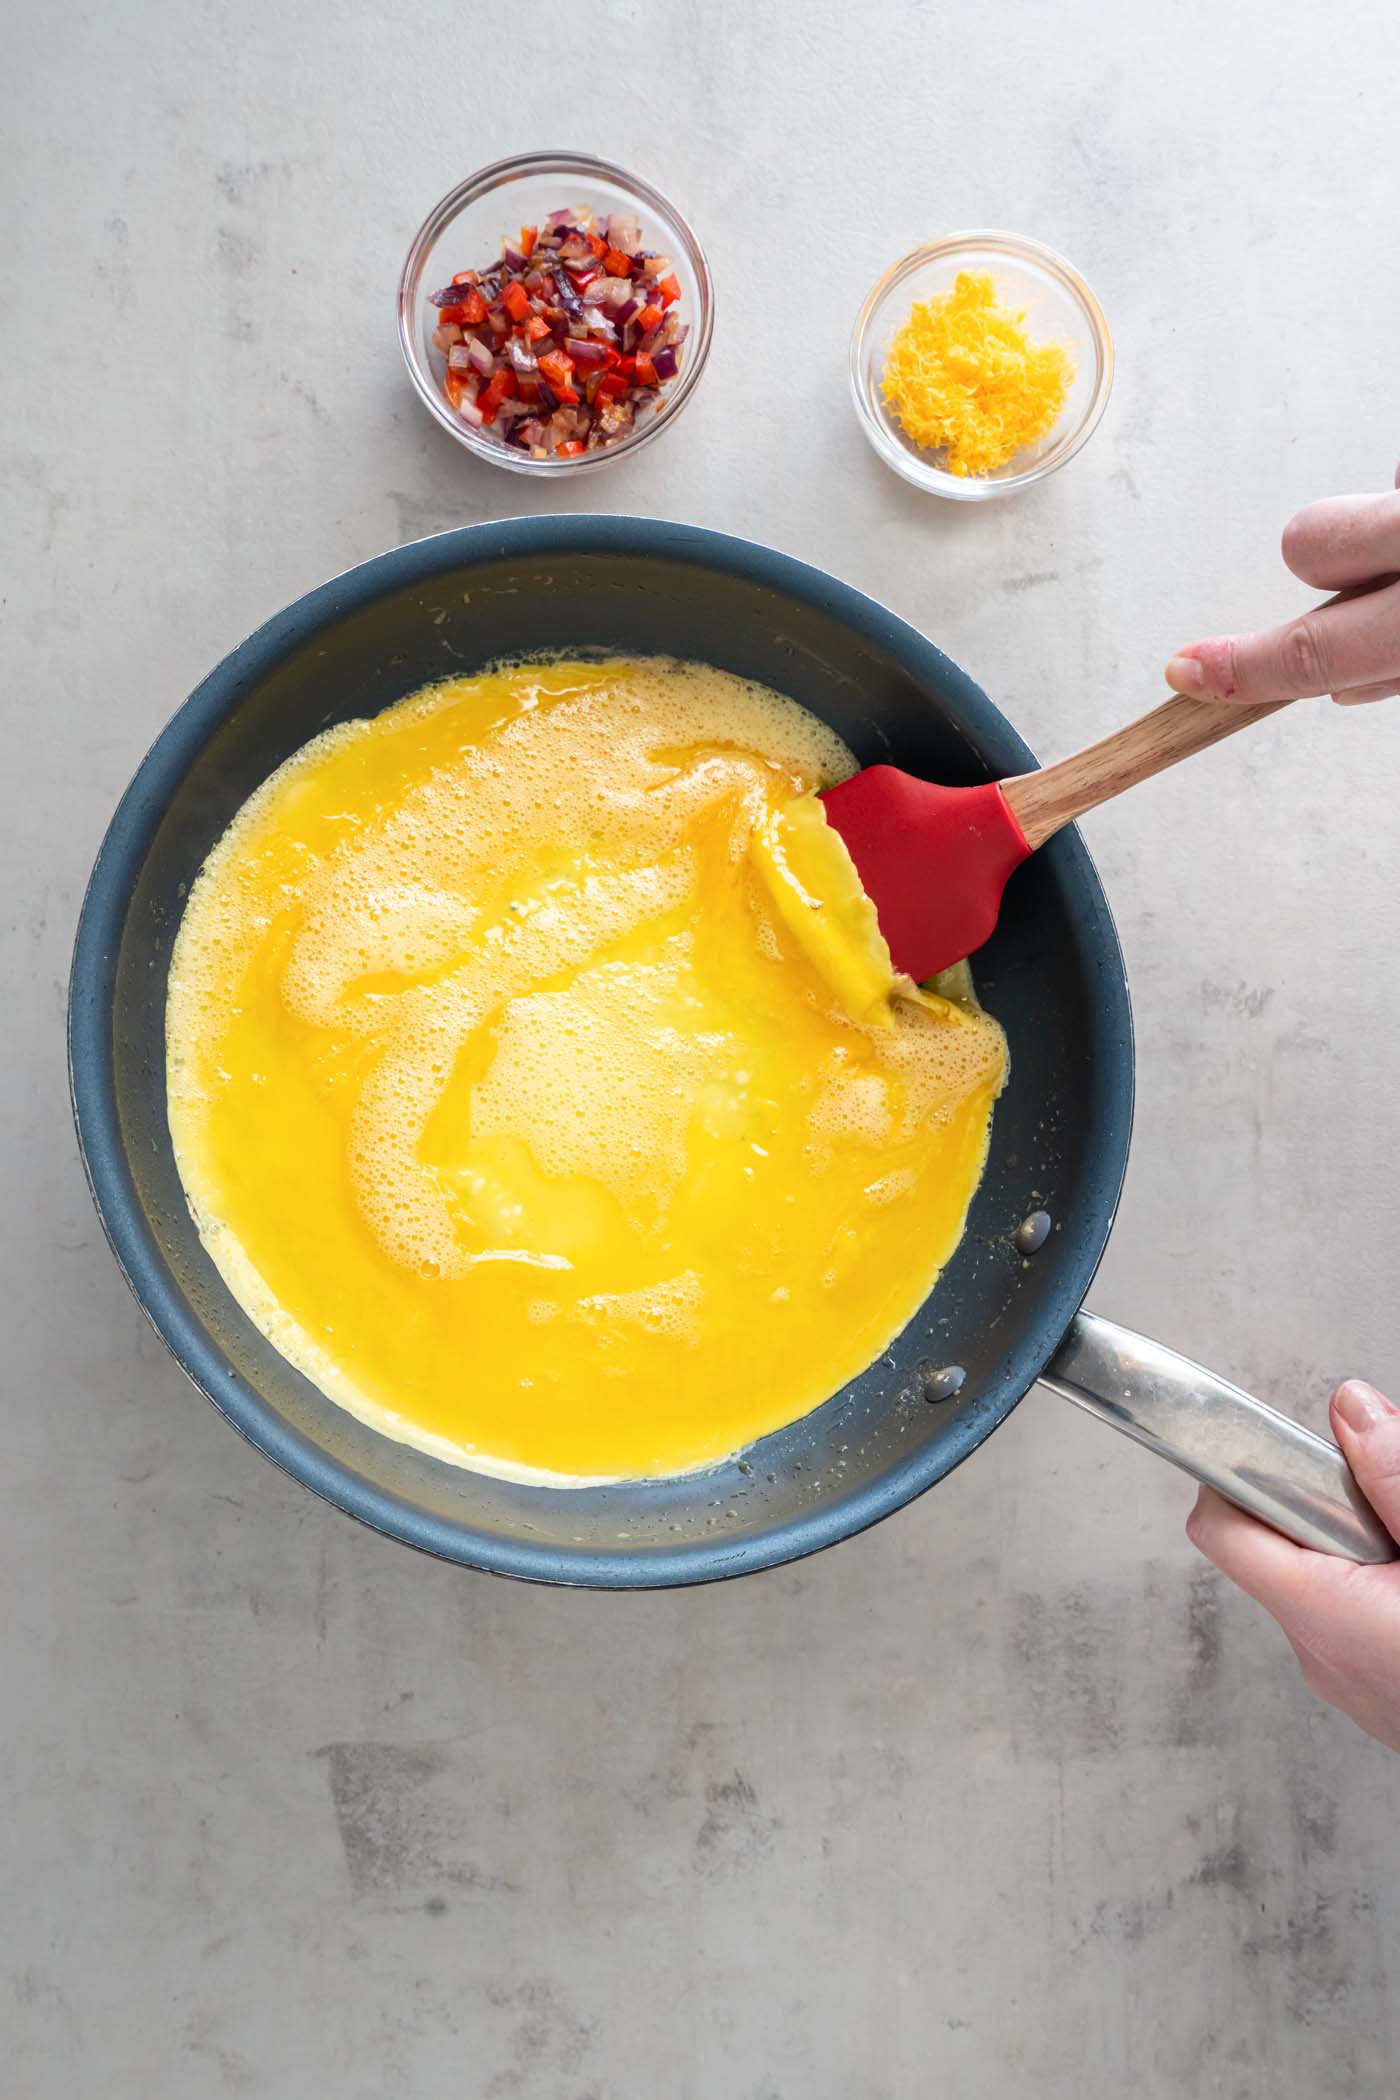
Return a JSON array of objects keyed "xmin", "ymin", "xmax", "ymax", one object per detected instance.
[
  {"xmin": 850, "ymin": 230, "xmax": 1113, "ymax": 500},
  {"xmin": 399, "ymin": 151, "xmax": 714, "ymax": 476}
]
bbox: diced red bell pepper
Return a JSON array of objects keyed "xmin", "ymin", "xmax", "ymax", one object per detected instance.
[
  {"xmin": 435, "ymin": 209, "xmax": 684, "ymax": 441},
  {"xmin": 441, "ymin": 291, "xmax": 488, "ymax": 325},
  {"xmin": 477, "ymin": 368, "xmax": 518, "ymax": 423},
  {"xmin": 537, "ymin": 349, "xmax": 575, "ymax": 390}
]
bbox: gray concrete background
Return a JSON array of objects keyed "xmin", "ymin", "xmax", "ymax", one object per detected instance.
[{"xmin": 6, "ymin": 1, "xmax": 1400, "ymax": 2093}]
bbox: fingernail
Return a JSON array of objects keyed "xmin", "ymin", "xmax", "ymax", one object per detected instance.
[
  {"xmin": 1334, "ymin": 685, "xmax": 1399, "ymax": 707},
  {"xmin": 1333, "ymin": 1380, "xmax": 1395, "ymax": 1434},
  {"xmin": 1165, "ymin": 654, "xmax": 1207, "ymax": 693}
]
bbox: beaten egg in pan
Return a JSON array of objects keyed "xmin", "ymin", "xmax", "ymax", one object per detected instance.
[{"xmin": 166, "ymin": 657, "xmax": 1006, "ymax": 1483}]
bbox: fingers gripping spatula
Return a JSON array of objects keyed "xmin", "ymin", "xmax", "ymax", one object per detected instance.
[
  {"xmin": 825, "ymin": 571, "xmax": 1400, "ymax": 983},
  {"xmin": 821, "ymin": 691, "xmax": 1290, "ymax": 981}
]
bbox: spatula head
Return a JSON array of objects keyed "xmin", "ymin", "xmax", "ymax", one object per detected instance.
[{"xmin": 820, "ymin": 766, "xmax": 1031, "ymax": 982}]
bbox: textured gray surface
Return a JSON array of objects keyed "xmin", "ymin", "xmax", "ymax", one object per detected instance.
[{"xmin": 6, "ymin": 1, "xmax": 1400, "ymax": 2093}]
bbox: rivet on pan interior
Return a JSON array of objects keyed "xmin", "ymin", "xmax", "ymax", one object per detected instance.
[
  {"xmin": 1013, "ymin": 1209, "xmax": 1052, "ymax": 1256},
  {"xmin": 922, "ymin": 1363, "xmax": 966, "ymax": 1404}
]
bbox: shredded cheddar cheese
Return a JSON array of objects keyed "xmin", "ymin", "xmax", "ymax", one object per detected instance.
[{"xmin": 880, "ymin": 271, "xmax": 1074, "ymax": 478}]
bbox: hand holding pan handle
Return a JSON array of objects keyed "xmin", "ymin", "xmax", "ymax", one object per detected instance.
[{"xmin": 1039, "ymin": 1311, "xmax": 1398, "ymax": 1564}]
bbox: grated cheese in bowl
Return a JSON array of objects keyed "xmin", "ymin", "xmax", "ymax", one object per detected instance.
[{"xmin": 880, "ymin": 270, "xmax": 1075, "ymax": 479}]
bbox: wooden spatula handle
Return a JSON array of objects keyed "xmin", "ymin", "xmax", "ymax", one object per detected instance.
[{"xmin": 1001, "ymin": 693, "xmax": 1292, "ymax": 850}]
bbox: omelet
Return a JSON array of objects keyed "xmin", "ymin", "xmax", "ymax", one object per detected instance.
[{"xmin": 167, "ymin": 657, "xmax": 1006, "ymax": 1482}]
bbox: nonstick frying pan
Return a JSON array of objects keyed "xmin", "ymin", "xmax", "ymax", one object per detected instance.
[{"xmin": 68, "ymin": 518, "xmax": 1394, "ymax": 1585}]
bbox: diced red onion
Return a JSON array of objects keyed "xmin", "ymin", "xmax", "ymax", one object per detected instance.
[
  {"xmin": 595, "ymin": 395, "xmax": 634, "ymax": 439},
  {"xmin": 433, "ymin": 198, "xmax": 684, "ymax": 454}
]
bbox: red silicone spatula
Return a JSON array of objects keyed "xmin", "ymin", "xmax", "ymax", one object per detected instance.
[{"xmin": 821, "ymin": 690, "xmax": 1291, "ymax": 981}]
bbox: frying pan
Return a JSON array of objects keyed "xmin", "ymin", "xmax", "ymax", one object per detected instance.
[{"xmin": 68, "ymin": 518, "xmax": 1394, "ymax": 1586}]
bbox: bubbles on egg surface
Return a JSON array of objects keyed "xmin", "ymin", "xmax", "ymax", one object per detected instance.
[
  {"xmin": 807, "ymin": 1068, "xmax": 896, "ymax": 1150},
  {"xmin": 577, "ymin": 1270, "xmax": 704, "ymax": 1346}
]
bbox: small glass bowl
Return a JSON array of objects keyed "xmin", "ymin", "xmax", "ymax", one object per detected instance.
[
  {"xmin": 850, "ymin": 230, "xmax": 1113, "ymax": 500},
  {"xmin": 398, "ymin": 150, "xmax": 714, "ymax": 476}
]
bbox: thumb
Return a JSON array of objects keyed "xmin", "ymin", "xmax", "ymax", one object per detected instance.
[{"xmin": 1330, "ymin": 1380, "xmax": 1400, "ymax": 1543}]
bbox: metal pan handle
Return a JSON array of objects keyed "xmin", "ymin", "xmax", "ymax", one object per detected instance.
[{"xmin": 1039, "ymin": 1310, "xmax": 1397, "ymax": 1564}]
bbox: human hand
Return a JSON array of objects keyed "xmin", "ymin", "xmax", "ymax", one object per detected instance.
[
  {"xmin": 1164, "ymin": 465, "xmax": 1400, "ymax": 705},
  {"xmin": 1187, "ymin": 1381, "xmax": 1400, "ymax": 1751}
]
